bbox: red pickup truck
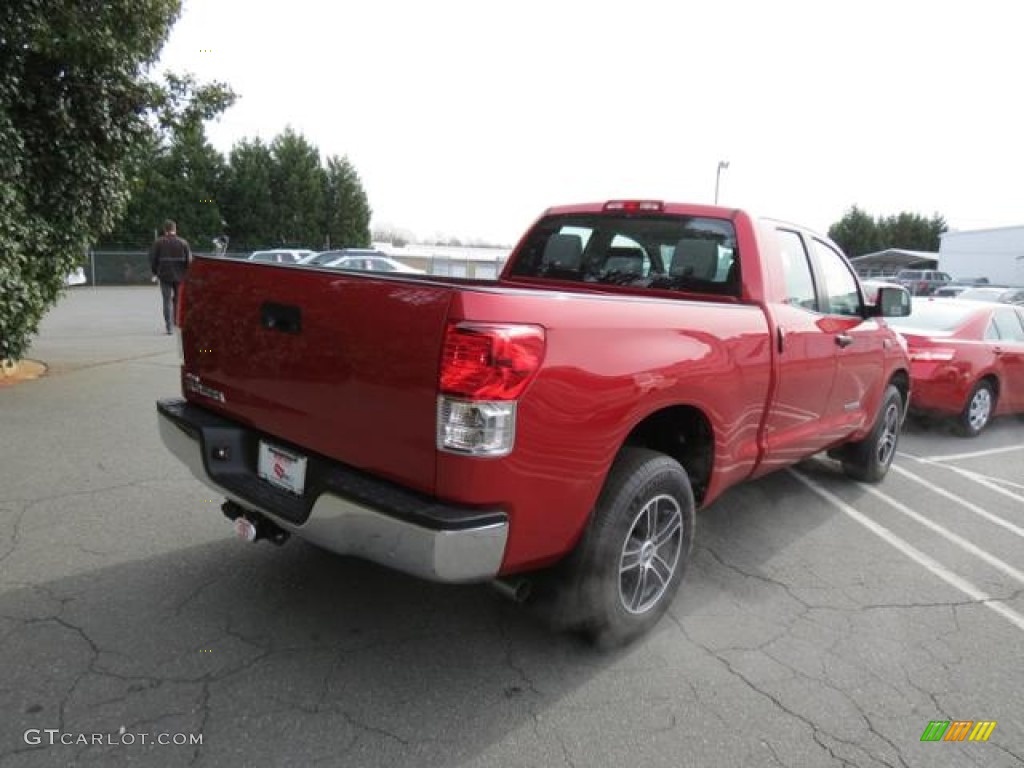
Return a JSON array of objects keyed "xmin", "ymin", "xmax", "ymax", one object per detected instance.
[{"xmin": 158, "ymin": 201, "xmax": 912, "ymax": 645}]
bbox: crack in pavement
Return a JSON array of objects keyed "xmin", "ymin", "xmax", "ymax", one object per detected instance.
[
  {"xmin": 696, "ymin": 542, "xmax": 1022, "ymax": 767},
  {"xmin": 990, "ymin": 741, "xmax": 1024, "ymax": 765},
  {"xmin": 762, "ymin": 738, "xmax": 793, "ymax": 767},
  {"xmin": 666, "ymin": 609, "xmax": 908, "ymax": 768},
  {"xmin": 173, "ymin": 575, "xmax": 228, "ymax": 618},
  {"xmin": 493, "ymin": 609, "xmax": 579, "ymax": 768},
  {"xmin": 703, "ymin": 546, "xmax": 817, "ymax": 614},
  {"xmin": 0, "ymin": 477, "xmax": 172, "ymax": 575},
  {"xmin": 6, "ymin": 475, "xmax": 168, "ymax": 509},
  {"xmin": 0, "ymin": 502, "xmax": 29, "ymax": 567},
  {"xmin": 188, "ymin": 680, "xmax": 210, "ymax": 767},
  {"xmin": 0, "ymin": 599, "xmax": 289, "ymax": 767}
]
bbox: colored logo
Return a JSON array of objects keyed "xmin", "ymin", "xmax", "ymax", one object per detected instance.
[{"xmin": 920, "ymin": 720, "xmax": 996, "ymax": 742}]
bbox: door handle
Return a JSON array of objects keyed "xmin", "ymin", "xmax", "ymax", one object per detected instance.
[
  {"xmin": 260, "ymin": 302, "xmax": 302, "ymax": 334},
  {"xmin": 835, "ymin": 334, "xmax": 854, "ymax": 348}
]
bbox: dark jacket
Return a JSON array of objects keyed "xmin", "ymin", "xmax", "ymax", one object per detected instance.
[{"xmin": 150, "ymin": 234, "xmax": 192, "ymax": 283}]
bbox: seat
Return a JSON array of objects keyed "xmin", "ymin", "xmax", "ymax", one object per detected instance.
[
  {"xmin": 541, "ymin": 233, "xmax": 583, "ymax": 272},
  {"xmin": 670, "ymin": 238, "xmax": 719, "ymax": 280},
  {"xmin": 602, "ymin": 246, "xmax": 645, "ymax": 276}
]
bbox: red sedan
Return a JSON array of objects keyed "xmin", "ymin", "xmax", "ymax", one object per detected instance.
[{"xmin": 887, "ymin": 299, "xmax": 1024, "ymax": 436}]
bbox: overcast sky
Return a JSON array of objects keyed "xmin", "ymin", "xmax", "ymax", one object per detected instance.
[{"xmin": 156, "ymin": 0, "xmax": 1022, "ymax": 245}]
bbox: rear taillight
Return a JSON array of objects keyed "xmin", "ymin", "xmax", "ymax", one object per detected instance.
[
  {"xmin": 440, "ymin": 323, "xmax": 545, "ymax": 400},
  {"xmin": 437, "ymin": 323, "xmax": 545, "ymax": 457},
  {"xmin": 910, "ymin": 348, "xmax": 955, "ymax": 362}
]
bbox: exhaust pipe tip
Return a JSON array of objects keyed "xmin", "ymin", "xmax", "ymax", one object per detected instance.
[
  {"xmin": 234, "ymin": 517, "xmax": 257, "ymax": 542},
  {"xmin": 223, "ymin": 501, "xmax": 290, "ymax": 546},
  {"xmin": 492, "ymin": 577, "xmax": 532, "ymax": 603}
]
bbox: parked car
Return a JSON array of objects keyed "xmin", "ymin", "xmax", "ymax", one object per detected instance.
[
  {"xmin": 247, "ymin": 249, "xmax": 315, "ymax": 264},
  {"xmin": 956, "ymin": 286, "xmax": 1024, "ymax": 305},
  {"xmin": 323, "ymin": 251, "xmax": 425, "ymax": 274},
  {"xmin": 65, "ymin": 267, "xmax": 87, "ymax": 286},
  {"xmin": 896, "ymin": 269, "xmax": 953, "ymax": 296},
  {"xmin": 297, "ymin": 250, "xmax": 353, "ymax": 267},
  {"xmin": 932, "ymin": 284, "xmax": 971, "ymax": 298},
  {"xmin": 887, "ymin": 298, "xmax": 1024, "ymax": 436}
]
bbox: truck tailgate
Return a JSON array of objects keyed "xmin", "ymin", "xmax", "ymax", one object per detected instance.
[{"xmin": 180, "ymin": 258, "xmax": 452, "ymax": 495}]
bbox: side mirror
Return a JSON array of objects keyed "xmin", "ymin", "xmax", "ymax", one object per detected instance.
[{"xmin": 869, "ymin": 285, "xmax": 911, "ymax": 317}]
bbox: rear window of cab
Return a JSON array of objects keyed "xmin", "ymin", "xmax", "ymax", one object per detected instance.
[{"xmin": 509, "ymin": 213, "xmax": 740, "ymax": 296}]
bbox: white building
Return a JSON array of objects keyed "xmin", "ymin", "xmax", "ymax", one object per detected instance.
[
  {"xmin": 372, "ymin": 241, "xmax": 511, "ymax": 279},
  {"xmin": 939, "ymin": 225, "xmax": 1024, "ymax": 286}
]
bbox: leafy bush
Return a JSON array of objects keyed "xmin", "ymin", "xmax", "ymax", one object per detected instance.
[{"xmin": 0, "ymin": 0, "xmax": 181, "ymax": 361}]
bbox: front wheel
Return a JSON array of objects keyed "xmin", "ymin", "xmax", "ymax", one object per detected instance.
[
  {"xmin": 564, "ymin": 447, "xmax": 696, "ymax": 648},
  {"xmin": 840, "ymin": 384, "xmax": 903, "ymax": 482},
  {"xmin": 955, "ymin": 380, "xmax": 995, "ymax": 437}
]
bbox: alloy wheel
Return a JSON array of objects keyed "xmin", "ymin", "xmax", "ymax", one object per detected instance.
[{"xmin": 618, "ymin": 494, "xmax": 683, "ymax": 614}]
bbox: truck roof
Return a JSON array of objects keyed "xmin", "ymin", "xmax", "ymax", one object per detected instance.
[{"xmin": 541, "ymin": 200, "xmax": 741, "ymax": 219}]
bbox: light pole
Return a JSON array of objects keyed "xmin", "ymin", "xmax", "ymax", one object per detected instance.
[{"xmin": 714, "ymin": 160, "xmax": 730, "ymax": 205}]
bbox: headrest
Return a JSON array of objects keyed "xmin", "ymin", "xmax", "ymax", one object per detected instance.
[
  {"xmin": 671, "ymin": 238, "xmax": 719, "ymax": 279},
  {"xmin": 542, "ymin": 233, "xmax": 583, "ymax": 271},
  {"xmin": 603, "ymin": 246, "xmax": 645, "ymax": 274}
]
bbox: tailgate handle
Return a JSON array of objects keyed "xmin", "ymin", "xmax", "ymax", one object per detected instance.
[{"xmin": 261, "ymin": 302, "xmax": 302, "ymax": 334}]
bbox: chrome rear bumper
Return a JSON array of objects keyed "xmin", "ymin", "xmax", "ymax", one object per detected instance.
[{"xmin": 157, "ymin": 398, "xmax": 508, "ymax": 583}]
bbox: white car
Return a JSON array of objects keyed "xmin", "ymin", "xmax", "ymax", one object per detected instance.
[
  {"xmin": 247, "ymin": 249, "xmax": 316, "ymax": 264},
  {"xmin": 317, "ymin": 250, "xmax": 425, "ymax": 274},
  {"xmin": 65, "ymin": 267, "xmax": 87, "ymax": 286}
]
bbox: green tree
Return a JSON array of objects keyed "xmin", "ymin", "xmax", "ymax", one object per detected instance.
[
  {"xmin": 1, "ymin": 0, "xmax": 182, "ymax": 362},
  {"xmin": 878, "ymin": 212, "xmax": 947, "ymax": 252},
  {"xmin": 103, "ymin": 73, "xmax": 235, "ymax": 251},
  {"xmin": 220, "ymin": 138, "xmax": 276, "ymax": 251},
  {"xmin": 828, "ymin": 207, "xmax": 947, "ymax": 256},
  {"xmin": 828, "ymin": 206, "xmax": 880, "ymax": 257},
  {"xmin": 269, "ymin": 128, "xmax": 325, "ymax": 247},
  {"xmin": 323, "ymin": 155, "xmax": 372, "ymax": 249}
]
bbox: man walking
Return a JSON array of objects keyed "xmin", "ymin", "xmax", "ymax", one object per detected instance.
[{"xmin": 149, "ymin": 219, "xmax": 191, "ymax": 334}]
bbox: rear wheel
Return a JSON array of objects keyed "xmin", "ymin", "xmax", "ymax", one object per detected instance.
[
  {"xmin": 840, "ymin": 385, "xmax": 903, "ymax": 482},
  {"xmin": 557, "ymin": 447, "xmax": 696, "ymax": 648},
  {"xmin": 956, "ymin": 380, "xmax": 995, "ymax": 437}
]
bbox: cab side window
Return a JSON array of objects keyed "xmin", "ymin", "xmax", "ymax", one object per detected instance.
[
  {"xmin": 776, "ymin": 229, "xmax": 818, "ymax": 311},
  {"xmin": 811, "ymin": 239, "xmax": 861, "ymax": 317}
]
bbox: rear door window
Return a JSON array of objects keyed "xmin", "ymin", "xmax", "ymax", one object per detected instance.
[
  {"xmin": 776, "ymin": 229, "xmax": 818, "ymax": 312},
  {"xmin": 811, "ymin": 239, "xmax": 861, "ymax": 317}
]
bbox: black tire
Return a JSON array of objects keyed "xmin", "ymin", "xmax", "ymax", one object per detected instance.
[
  {"xmin": 840, "ymin": 385, "xmax": 903, "ymax": 483},
  {"xmin": 557, "ymin": 447, "xmax": 696, "ymax": 648},
  {"xmin": 955, "ymin": 380, "xmax": 995, "ymax": 437}
]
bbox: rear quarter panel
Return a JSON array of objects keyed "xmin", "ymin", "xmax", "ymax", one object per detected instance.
[{"xmin": 436, "ymin": 287, "xmax": 771, "ymax": 572}]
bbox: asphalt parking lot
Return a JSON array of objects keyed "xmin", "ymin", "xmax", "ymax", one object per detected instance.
[{"xmin": 2, "ymin": 287, "xmax": 1022, "ymax": 768}]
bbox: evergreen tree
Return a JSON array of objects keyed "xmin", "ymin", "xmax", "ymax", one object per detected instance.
[{"xmin": 324, "ymin": 155, "xmax": 372, "ymax": 249}]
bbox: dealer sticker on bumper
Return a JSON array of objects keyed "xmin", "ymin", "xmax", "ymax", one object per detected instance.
[{"xmin": 257, "ymin": 441, "xmax": 307, "ymax": 495}]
